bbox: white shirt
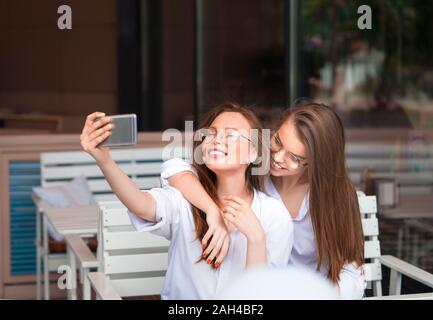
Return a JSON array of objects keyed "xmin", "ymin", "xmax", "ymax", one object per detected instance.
[
  {"xmin": 264, "ymin": 177, "xmax": 366, "ymax": 299},
  {"xmin": 127, "ymin": 186, "xmax": 293, "ymax": 300},
  {"xmin": 161, "ymin": 158, "xmax": 366, "ymax": 299}
]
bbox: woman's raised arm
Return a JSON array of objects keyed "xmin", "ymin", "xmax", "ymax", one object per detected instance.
[{"xmin": 80, "ymin": 112, "xmax": 157, "ymax": 222}]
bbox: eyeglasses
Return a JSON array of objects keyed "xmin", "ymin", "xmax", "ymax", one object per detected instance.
[
  {"xmin": 197, "ymin": 127, "xmax": 252, "ymax": 146},
  {"xmin": 270, "ymin": 132, "xmax": 308, "ymax": 170}
]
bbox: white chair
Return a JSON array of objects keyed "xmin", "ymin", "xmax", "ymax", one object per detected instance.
[
  {"xmin": 86, "ymin": 201, "xmax": 170, "ymax": 299},
  {"xmin": 34, "ymin": 146, "xmax": 183, "ymax": 299},
  {"xmin": 359, "ymin": 192, "xmax": 433, "ymax": 299}
]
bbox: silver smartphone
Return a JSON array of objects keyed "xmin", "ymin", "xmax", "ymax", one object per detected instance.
[{"xmin": 95, "ymin": 114, "xmax": 137, "ymax": 147}]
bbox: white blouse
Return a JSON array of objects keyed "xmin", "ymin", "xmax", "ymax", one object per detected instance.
[
  {"xmin": 160, "ymin": 158, "xmax": 366, "ymax": 299},
  {"xmin": 264, "ymin": 177, "xmax": 366, "ymax": 299},
  {"xmin": 127, "ymin": 185, "xmax": 293, "ymax": 300}
]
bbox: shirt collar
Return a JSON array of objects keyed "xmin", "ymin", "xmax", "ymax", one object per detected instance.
[{"xmin": 265, "ymin": 176, "xmax": 310, "ymax": 222}]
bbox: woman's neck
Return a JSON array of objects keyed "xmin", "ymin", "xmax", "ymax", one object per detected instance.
[
  {"xmin": 216, "ymin": 169, "xmax": 252, "ymax": 204},
  {"xmin": 215, "ymin": 169, "xmax": 252, "ymax": 233}
]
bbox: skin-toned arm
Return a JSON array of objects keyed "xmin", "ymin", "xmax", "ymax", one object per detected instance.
[
  {"xmin": 245, "ymin": 237, "xmax": 267, "ymax": 268},
  {"xmin": 168, "ymin": 171, "xmax": 220, "ymax": 218},
  {"xmin": 168, "ymin": 171, "xmax": 230, "ymax": 267},
  {"xmin": 80, "ymin": 112, "xmax": 157, "ymax": 222},
  {"xmin": 222, "ymin": 195, "xmax": 267, "ymax": 268},
  {"xmin": 98, "ymin": 159, "xmax": 157, "ymax": 222}
]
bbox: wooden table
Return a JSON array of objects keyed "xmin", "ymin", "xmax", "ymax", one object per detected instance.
[
  {"xmin": 379, "ymin": 194, "xmax": 433, "ymax": 220},
  {"xmin": 42, "ymin": 205, "xmax": 99, "ymax": 300},
  {"xmin": 44, "ymin": 205, "xmax": 99, "ymax": 235},
  {"xmin": 379, "ymin": 194, "xmax": 433, "ymax": 260}
]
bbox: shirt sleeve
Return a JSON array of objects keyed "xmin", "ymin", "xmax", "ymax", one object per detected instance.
[
  {"xmin": 160, "ymin": 158, "xmax": 198, "ymax": 187},
  {"xmin": 127, "ymin": 186, "xmax": 184, "ymax": 240},
  {"xmin": 263, "ymin": 200, "xmax": 294, "ymax": 268},
  {"xmin": 338, "ymin": 262, "xmax": 367, "ymax": 300}
]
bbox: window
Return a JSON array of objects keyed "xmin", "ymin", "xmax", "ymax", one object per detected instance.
[{"xmin": 299, "ymin": 0, "xmax": 433, "ymax": 129}]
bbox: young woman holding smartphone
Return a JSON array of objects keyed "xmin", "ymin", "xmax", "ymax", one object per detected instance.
[{"xmin": 80, "ymin": 103, "xmax": 293, "ymax": 299}]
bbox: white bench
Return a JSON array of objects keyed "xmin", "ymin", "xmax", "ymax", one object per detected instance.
[
  {"xmin": 33, "ymin": 146, "xmax": 183, "ymax": 300},
  {"xmin": 86, "ymin": 201, "xmax": 170, "ymax": 299}
]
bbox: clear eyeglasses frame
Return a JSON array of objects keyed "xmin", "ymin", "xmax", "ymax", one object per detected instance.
[
  {"xmin": 270, "ymin": 132, "xmax": 308, "ymax": 170},
  {"xmin": 197, "ymin": 127, "xmax": 253, "ymax": 146}
]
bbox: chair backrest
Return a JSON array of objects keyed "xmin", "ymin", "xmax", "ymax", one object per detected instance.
[
  {"xmin": 358, "ymin": 192, "xmax": 383, "ymax": 295},
  {"xmin": 97, "ymin": 201, "xmax": 170, "ymax": 297},
  {"xmin": 347, "ymin": 142, "xmax": 433, "ymax": 194},
  {"xmin": 40, "ymin": 146, "xmax": 184, "ymax": 202}
]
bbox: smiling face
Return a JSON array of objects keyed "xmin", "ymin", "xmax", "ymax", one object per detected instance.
[
  {"xmin": 270, "ymin": 119, "xmax": 308, "ymax": 177},
  {"xmin": 200, "ymin": 112, "xmax": 256, "ymax": 173}
]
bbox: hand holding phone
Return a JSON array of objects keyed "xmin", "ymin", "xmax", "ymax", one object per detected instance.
[
  {"xmin": 94, "ymin": 114, "xmax": 137, "ymax": 148},
  {"xmin": 80, "ymin": 112, "xmax": 138, "ymax": 166}
]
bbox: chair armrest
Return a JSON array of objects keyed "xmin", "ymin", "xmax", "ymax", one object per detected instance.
[
  {"xmin": 65, "ymin": 234, "xmax": 99, "ymax": 269},
  {"xmin": 87, "ymin": 272, "xmax": 122, "ymax": 300},
  {"xmin": 364, "ymin": 293, "xmax": 433, "ymax": 300},
  {"xmin": 379, "ymin": 255, "xmax": 433, "ymax": 288}
]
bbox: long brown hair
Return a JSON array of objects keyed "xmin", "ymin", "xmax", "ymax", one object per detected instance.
[
  {"xmin": 191, "ymin": 103, "xmax": 265, "ymax": 253},
  {"xmin": 278, "ymin": 101, "xmax": 364, "ymax": 284}
]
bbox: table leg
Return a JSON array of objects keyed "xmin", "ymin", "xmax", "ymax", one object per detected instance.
[
  {"xmin": 397, "ymin": 224, "xmax": 404, "ymax": 259},
  {"xmin": 35, "ymin": 210, "xmax": 41, "ymax": 300},
  {"xmin": 66, "ymin": 245, "xmax": 77, "ymax": 300},
  {"xmin": 404, "ymin": 223, "xmax": 411, "ymax": 261},
  {"xmin": 80, "ymin": 265, "xmax": 84, "ymax": 285},
  {"xmin": 43, "ymin": 214, "xmax": 50, "ymax": 300},
  {"xmin": 83, "ymin": 268, "xmax": 91, "ymax": 300},
  {"xmin": 412, "ymin": 233, "xmax": 420, "ymax": 266},
  {"xmin": 389, "ymin": 270, "xmax": 402, "ymax": 295}
]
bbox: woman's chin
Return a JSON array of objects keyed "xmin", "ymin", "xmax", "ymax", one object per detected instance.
[{"xmin": 204, "ymin": 159, "xmax": 242, "ymax": 173}]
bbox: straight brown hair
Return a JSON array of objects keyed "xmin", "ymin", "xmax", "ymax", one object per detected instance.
[
  {"xmin": 279, "ymin": 101, "xmax": 364, "ymax": 284},
  {"xmin": 191, "ymin": 102, "xmax": 265, "ymax": 264}
]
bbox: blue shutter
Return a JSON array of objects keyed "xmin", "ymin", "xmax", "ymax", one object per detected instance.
[{"xmin": 9, "ymin": 161, "xmax": 40, "ymax": 275}]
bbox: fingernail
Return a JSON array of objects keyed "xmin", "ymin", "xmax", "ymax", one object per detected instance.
[
  {"xmin": 202, "ymin": 252, "xmax": 207, "ymax": 258},
  {"xmin": 207, "ymin": 259, "xmax": 211, "ymax": 264},
  {"xmin": 202, "ymin": 243, "xmax": 206, "ymax": 249},
  {"xmin": 214, "ymin": 261, "xmax": 220, "ymax": 268}
]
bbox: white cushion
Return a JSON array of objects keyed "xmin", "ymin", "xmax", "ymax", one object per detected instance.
[{"xmin": 33, "ymin": 175, "xmax": 96, "ymax": 241}]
